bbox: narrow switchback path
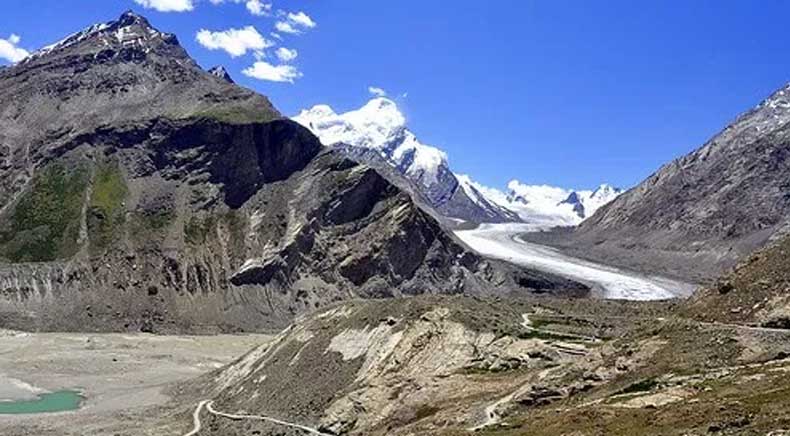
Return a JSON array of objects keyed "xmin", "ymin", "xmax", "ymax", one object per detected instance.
[{"xmin": 184, "ymin": 400, "xmax": 331, "ymax": 436}]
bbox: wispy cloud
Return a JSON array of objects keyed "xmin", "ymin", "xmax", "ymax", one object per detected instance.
[
  {"xmin": 275, "ymin": 11, "xmax": 316, "ymax": 35},
  {"xmin": 286, "ymin": 12, "xmax": 316, "ymax": 28},
  {"xmin": 133, "ymin": 0, "xmax": 194, "ymax": 12},
  {"xmin": 0, "ymin": 34, "xmax": 29, "ymax": 63},
  {"xmin": 274, "ymin": 21, "xmax": 298, "ymax": 35},
  {"xmin": 209, "ymin": 0, "xmax": 272, "ymax": 16},
  {"xmin": 275, "ymin": 47, "xmax": 298, "ymax": 62},
  {"xmin": 243, "ymin": 61, "xmax": 302, "ymax": 83},
  {"xmin": 368, "ymin": 86, "xmax": 388, "ymax": 97},
  {"xmin": 245, "ymin": 0, "xmax": 271, "ymax": 16},
  {"xmin": 196, "ymin": 26, "xmax": 273, "ymax": 57}
]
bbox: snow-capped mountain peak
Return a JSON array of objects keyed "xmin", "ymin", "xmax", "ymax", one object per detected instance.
[
  {"xmin": 294, "ymin": 97, "xmax": 408, "ymax": 151},
  {"xmin": 591, "ymin": 183, "xmax": 620, "ymax": 200},
  {"xmin": 293, "ymin": 98, "xmax": 521, "ymax": 222},
  {"xmin": 294, "ymin": 97, "xmax": 448, "ymax": 187},
  {"xmin": 294, "ymin": 97, "xmax": 621, "ymax": 226},
  {"xmin": 583, "ymin": 184, "xmax": 623, "ymax": 216},
  {"xmin": 464, "ymin": 179, "xmax": 624, "ymax": 228},
  {"xmin": 23, "ymin": 10, "xmax": 175, "ymax": 63}
]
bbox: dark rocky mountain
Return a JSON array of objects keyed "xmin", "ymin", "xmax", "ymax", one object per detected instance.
[
  {"xmin": 0, "ymin": 11, "xmax": 586, "ymax": 333},
  {"xmin": 333, "ymin": 143, "xmax": 521, "ymax": 225},
  {"xmin": 208, "ymin": 65, "xmax": 234, "ymax": 84},
  {"xmin": 526, "ymin": 83, "xmax": 790, "ymax": 283},
  {"xmin": 558, "ymin": 191, "xmax": 586, "ymax": 218}
]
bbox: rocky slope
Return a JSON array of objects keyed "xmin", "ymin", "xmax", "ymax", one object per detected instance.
[
  {"xmin": 182, "ymin": 296, "xmax": 637, "ymax": 435},
  {"xmin": 526, "ymin": 83, "xmax": 790, "ymax": 282},
  {"xmin": 0, "ymin": 11, "xmax": 587, "ymax": 333},
  {"xmin": 173, "ymin": 292, "xmax": 790, "ymax": 436},
  {"xmin": 683, "ymin": 229, "xmax": 790, "ymax": 328}
]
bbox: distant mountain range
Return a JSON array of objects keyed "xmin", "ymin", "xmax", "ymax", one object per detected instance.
[
  {"xmin": 294, "ymin": 98, "xmax": 621, "ymax": 227},
  {"xmin": 457, "ymin": 176, "xmax": 622, "ymax": 228}
]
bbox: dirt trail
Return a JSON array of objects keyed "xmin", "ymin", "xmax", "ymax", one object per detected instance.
[{"xmin": 184, "ymin": 400, "xmax": 331, "ymax": 435}]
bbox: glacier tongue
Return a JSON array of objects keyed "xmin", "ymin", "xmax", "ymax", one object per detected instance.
[{"xmin": 456, "ymin": 223, "xmax": 696, "ymax": 300}]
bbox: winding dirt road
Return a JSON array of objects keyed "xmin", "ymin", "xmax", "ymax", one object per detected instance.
[{"xmin": 184, "ymin": 399, "xmax": 331, "ymax": 436}]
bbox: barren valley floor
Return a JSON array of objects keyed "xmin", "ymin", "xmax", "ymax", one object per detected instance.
[{"xmin": 0, "ymin": 330, "xmax": 273, "ymax": 435}]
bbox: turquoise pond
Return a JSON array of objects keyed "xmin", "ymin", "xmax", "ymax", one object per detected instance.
[{"xmin": 0, "ymin": 390, "xmax": 83, "ymax": 414}]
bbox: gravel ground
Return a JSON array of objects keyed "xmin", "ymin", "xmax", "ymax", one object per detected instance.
[{"xmin": 0, "ymin": 330, "xmax": 272, "ymax": 435}]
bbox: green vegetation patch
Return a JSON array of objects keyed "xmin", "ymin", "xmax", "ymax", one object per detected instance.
[
  {"xmin": 516, "ymin": 328, "xmax": 582, "ymax": 342},
  {"xmin": 615, "ymin": 378, "xmax": 659, "ymax": 396},
  {"xmin": 0, "ymin": 163, "xmax": 89, "ymax": 262},
  {"xmin": 133, "ymin": 208, "xmax": 176, "ymax": 232},
  {"xmin": 184, "ymin": 215, "xmax": 217, "ymax": 245},
  {"xmin": 193, "ymin": 105, "xmax": 276, "ymax": 124},
  {"xmin": 87, "ymin": 162, "xmax": 128, "ymax": 252}
]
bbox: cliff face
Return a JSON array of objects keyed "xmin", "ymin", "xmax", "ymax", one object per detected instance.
[{"xmin": 0, "ymin": 12, "xmax": 587, "ymax": 333}]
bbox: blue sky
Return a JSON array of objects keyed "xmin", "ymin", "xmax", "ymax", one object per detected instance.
[{"xmin": 2, "ymin": 1, "xmax": 790, "ymax": 190}]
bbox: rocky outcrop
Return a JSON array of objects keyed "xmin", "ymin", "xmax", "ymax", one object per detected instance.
[
  {"xmin": 683, "ymin": 230, "xmax": 790, "ymax": 327},
  {"xmin": 208, "ymin": 66, "xmax": 234, "ymax": 83}
]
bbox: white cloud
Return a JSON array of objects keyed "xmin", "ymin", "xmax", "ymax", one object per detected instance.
[
  {"xmin": 368, "ymin": 86, "xmax": 387, "ymax": 97},
  {"xmin": 275, "ymin": 47, "xmax": 298, "ymax": 62},
  {"xmin": 275, "ymin": 11, "xmax": 317, "ymax": 35},
  {"xmin": 287, "ymin": 12, "xmax": 316, "ymax": 28},
  {"xmin": 245, "ymin": 0, "xmax": 271, "ymax": 16},
  {"xmin": 209, "ymin": 0, "xmax": 271, "ymax": 16},
  {"xmin": 0, "ymin": 34, "xmax": 29, "ymax": 64},
  {"xmin": 270, "ymin": 32, "xmax": 282, "ymax": 40},
  {"xmin": 275, "ymin": 21, "xmax": 300, "ymax": 35},
  {"xmin": 196, "ymin": 26, "xmax": 273, "ymax": 57},
  {"xmin": 133, "ymin": 0, "xmax": 194, "ymax": 12},
  {"xmin": 243, "ymin": 61, "xmax": 302, "ymax": 83}
]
